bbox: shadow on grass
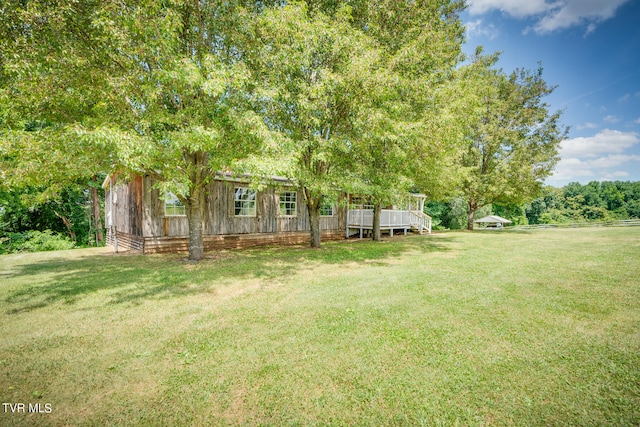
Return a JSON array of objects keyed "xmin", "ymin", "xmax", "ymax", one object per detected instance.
[{"xmin": 2, "ymin": 235, "xmax": 452, "ymax": 314}]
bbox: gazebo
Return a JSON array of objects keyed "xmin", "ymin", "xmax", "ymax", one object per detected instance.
[{"xmin": 474, "ymin": 215, "xmax": 512, "ymax": 229}]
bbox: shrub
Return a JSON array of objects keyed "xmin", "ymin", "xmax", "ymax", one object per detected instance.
[{"xmin": 0, "ymin": 230, "xmax": 75, "ymax": 253}]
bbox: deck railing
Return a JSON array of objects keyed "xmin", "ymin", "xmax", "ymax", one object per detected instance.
[
  {"xmin": 409, "ymin": 210, "xmax": 432, "ymax": 234},
  {"xmin": 348, "ymin": 209, "xmax": 410, "ymax": 227},
  {"xmin": 347, "ymin": 209, "xmax": 432, "ymax": 234}
]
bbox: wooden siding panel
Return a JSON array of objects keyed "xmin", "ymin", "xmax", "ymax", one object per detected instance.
[
  {"xmin": 259, "ymin": 188, "xmax": 278, "ymax": 233},
  {"xmin": 114, "ymin": 181, "xmax": 132, "ymax": 235},
  {"xmin": 128, "ymin": 176, "xmax": 144, "ymax": 237},
  {"xmin": 167, "ymin": 217, "xmax": 189, "ymax": 236},
  {"xmin": 105, "ymin": 229, "xmax": 143, "ymax": 252},
  {"xmin": 143, "ymin": 230, "xmax": 345, "ymax": 254},
  {"xmin": 143, "ymin": 176, "xmax": 163, "ymax": 237}
]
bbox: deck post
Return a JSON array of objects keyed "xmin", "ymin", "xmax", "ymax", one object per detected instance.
[{"xmin": 345, "ymin": 194, "xmax": 350, "ymax": 238}]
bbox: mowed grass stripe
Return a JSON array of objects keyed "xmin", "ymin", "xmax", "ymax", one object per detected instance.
[{"xmin": 0, "ymin": 228, "xmax": 638, "ymax": 426}]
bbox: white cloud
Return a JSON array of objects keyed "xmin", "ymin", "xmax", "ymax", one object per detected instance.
[
  {"xmin": 533, "ymin": 0, "xmax": 629, "ymax": 34},
  {"xmin": 588, "ymin": 154, "xmax": 640, "ymax": 168},
  {"xmin": 467, "ymin": 0, "xmax": 632, "ymax": 34},
  {"xmin": 550, "ymin": 158, "xmax": 595, "ymax": 182},
  {"xmin": 560, "ymin": 129, "xmax": 638, "ymax": 158},
  {"xmin": 467, "ymin": 0, "xmax": 551, "ymax": 18},
  {"xmin": 551, "ymin": 155, "xmax": 640, "ymax": 184},
  {"xmin": 585, "ymin": 23, "xmax": 597, "ymax": 35},
  {"xmin": 577, "ymin": 122, "xmax": 598, "ymax": 130},
  {"xmin": 634, "ymin": 118, "xmax": 640, "ymax": 124},
  {"xmin": 465, "ymin": 19, "xmax": 500, "ymax": 40},
  {"xmin": 604, "ymin": 115, "xmax": 621, "ymax": 123},
  {"xmin": 603, "ymin": 171, "xmax": 630, "ymax": 180},
  {"xmin": 549, "ymin": 129, "xmax": 640, "ymax": 184},
  {"xmin": 618, "ymin": 93, "xmax": 630, "ymax": 102}
]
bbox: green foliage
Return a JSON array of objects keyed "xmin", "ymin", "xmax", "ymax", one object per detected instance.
[
  {"xmin": 342, "ymin": 0, "xmax": 466, "ymax": 206},
  {"xmin": 0, "ymin": 186, "xmax": 102, "ymax": 246},
  {"xmin": 451, "ymin": 50, "xmax": 568, "ymax": 229},
  {"xmin": 426, "ymin": 198, "xmax": 492, "ymax": 230},
  {"xmin": 0, "ymin": 230, "xmax": 75, "ymax": 254},
  {"xmin": 525, "ymin": 181, "xmax": 640, "ymax": 224},
  {"xmin": 424, "ymin": 201, "xmax": 448, "ymax": 230},
  {"xmin": 0, "ymin": 2, "xmax": 111, "ymax": 244},
  {"xmin": 249, "ymin": 1, "xmax": 466, "ymax": 244},
  {"xmin": 446, "ymin": 197, "xmax": 470, "ymax": 230},
  {"xmin": 492, "ymin": 203, "xmax": 528, "ymax": 225},
  {"xmin": 1, "ymin": 0, "xmax": 275, "ymax": 260},
  {"xmin": 429, "ymin": 180, "xmax": 640, "ymax": 227},
  {"xmin": 3, "ymin": 1, "xmax": 585, "ymax": 253}
]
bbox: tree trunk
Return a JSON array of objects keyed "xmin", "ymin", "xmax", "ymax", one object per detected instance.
[
  {"xmin": 304, "ymin": 187, "xmax": 321, "ymax": 248},
  {"xmin": 467, "ymin": 200, "xmax": 477, "ymax": 231},
  {"xmin": 372, "ymin": 202, "xmax": 382, "ymax": 241},
  {"xmin": 53, "ymin": 210, "xmax": 77, "ymax": 242},
  {"xmin": 186, "ymin": 186, "xmax": 206, "ymax": 261},
  {"xmin": 90, "ymin": 184, "xmax": 104, "ymax": 245}
]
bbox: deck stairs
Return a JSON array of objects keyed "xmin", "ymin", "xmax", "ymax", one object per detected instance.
[
  {"xmin": 409, "ymin": 210, "xmax": 432, "ymax": 235},
  {"xmin": 347, "ymin": 209, "xmax": 432, "ymax": 238}
]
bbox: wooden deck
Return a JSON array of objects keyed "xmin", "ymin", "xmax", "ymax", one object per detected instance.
[{"xmin": 347, "ymin": 209, "xmax": 432, "ymax": 238}]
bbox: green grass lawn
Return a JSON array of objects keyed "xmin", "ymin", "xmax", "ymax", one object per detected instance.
[{"xmin": 1, "ymin": 228, "xmax": 639, "ymax": 426}]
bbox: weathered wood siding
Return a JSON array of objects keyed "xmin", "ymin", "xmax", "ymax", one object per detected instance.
[
  {"xmin": 141, "ymin": 177, "xmax": 346, "ymax": 238},
  {"xmin": 105, "ymin": 176, "xmax": 144, "ymax": 237},
  {"xmin": 105, "ymin": 229, "xmax": 144, "ymax": 252},
  {"xmin": 143, "ymin": 230, "xmax": 345, "ymax": 254}
]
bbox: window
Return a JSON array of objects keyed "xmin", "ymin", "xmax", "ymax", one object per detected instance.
[
  {"xmin": 320, "ymin": 202, "xmax": 334, "ymax": 217},
  {"xmin": 279, "ymin": 191, "xmax": 297, "ymax": 217},
  {"xmin": 164, "ymin": 192, "xmax": 186, "ymax": 216},
  {"xmin": 234, "ymin": 187, "xmax": 257, "ymax": 216},
  {"xmin": 349, "ymin": 196, "xmax": 373, "ymax": 209}
]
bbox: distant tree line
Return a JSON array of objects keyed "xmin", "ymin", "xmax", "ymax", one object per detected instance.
[{"xmin": 427, "ymin": 181, "xmax": 640, "ymax": 229}]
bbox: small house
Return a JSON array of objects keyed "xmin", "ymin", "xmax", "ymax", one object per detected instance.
[{"xmin": 103, "ymin": 174, "xmax": 431, "ymax": 254}]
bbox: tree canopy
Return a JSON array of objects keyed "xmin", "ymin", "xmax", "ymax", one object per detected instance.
[
  {"xmin": 2, "ymin": 0, "xmax": 274, "ymax": 260},
  {"xmin": 452, "ymin": 51, "xmax": 567, "ymax": 229},
  {"xmin": 1, "ymin": 1, "xmax": 572, "ymax": 258}
]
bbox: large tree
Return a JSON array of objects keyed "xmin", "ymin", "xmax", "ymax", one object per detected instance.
[
  {"xmin": 1, "ymin": 1, "xmax": 273, "ymax": 260},
  {"xmin": 0, "ymin": 1, "xmax": 120, "ymax": 244},
  {"xmin": 251, "ymin": 3, "xmax": 378, "ymax": 248},
  {"xmin": 343, "ymin": 0, "xmax": 465, "ymax": 241},
  {"xmin": 455, "ymin": 51, "xmax": 568, "ymax": 230},
  {"xmin": 253, "ymin": 1, "xmax": 466, "ymax": 245}
]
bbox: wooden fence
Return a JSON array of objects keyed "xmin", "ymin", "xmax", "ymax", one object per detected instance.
[{"xmin": 511, "ymin": 219, "xmax": 640, "ymax": 230}]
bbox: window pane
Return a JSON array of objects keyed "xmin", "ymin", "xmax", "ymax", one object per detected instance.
[
  {"xmin": 165, "ymin": 192, "xmax": 185, "ymax": 216},
  {"xmin": 235, "ymin": 188, "xmax": 257, "ymax": 216},
  {"xmin": 320, "ymin": 203, "xmax": 333, "ymax": 216},
  {"xmin": 349, "ymin": 196, "xmax": 372, "ymax": 209},
  {"xmin": 279, "ymin": 191, "xmax": 297, "ymax": 216}
]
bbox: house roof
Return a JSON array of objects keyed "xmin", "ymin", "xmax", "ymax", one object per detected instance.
[
  {"xmin": 101, "ymin": 171, "xmax": 295, "ymax": 190},
  {"xmin": 474, "ymin": 215, "xmax": 512, "ymax": 224},
  {"xmin": 102, "ymin": 174, "xmax": 114, "ymax": 189}
]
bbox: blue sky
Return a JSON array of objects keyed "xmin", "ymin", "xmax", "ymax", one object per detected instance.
[{"xmin": 461, "ymin": 0, "xmax": 640, "ymax": 187}]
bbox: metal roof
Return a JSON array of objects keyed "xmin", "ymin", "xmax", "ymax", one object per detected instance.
[{"xmin": 474, "ymin": 215, "xmax": 512, "ymax": 224}]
